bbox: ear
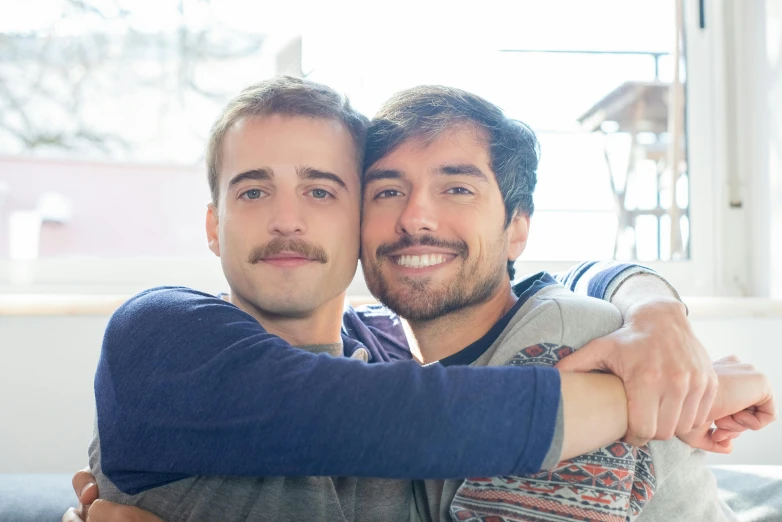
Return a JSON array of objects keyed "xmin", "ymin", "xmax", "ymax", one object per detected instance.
[
  {"xmin": 507, "ymin": 211, "xmax": 530, "ymax": 262},
  {"xmin": 206, "ymin": 203, "xmax": 221, "ymax": 257}
]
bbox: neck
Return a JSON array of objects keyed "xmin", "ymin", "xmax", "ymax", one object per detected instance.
[
  {"xmin": 227, "ymin": 291, "xmax": 346, "ymax": 346},
  {"xmin": 410, "ymin": 284, "xmax": 517, "ymax": 364}
]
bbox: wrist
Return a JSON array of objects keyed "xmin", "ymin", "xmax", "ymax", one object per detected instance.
[
  {"xmin": 624, "ymin": 296, "xmax": 687, "ymax": 321},
  {"xmin": 611, "ymin": 273, "xmax": 684, "ymax": 320}
]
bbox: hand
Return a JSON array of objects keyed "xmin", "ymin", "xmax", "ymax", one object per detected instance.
[
  {"xmin": 709, "ymin": 355, "xmax": 776, "ymax": 429},
  {"xmin": 679, "ymin": 355, "xmax": 777, "ymax": 452},
  {"xmin": 676, "ymin": 422, "xmax": 739, "ymax": 454},
  {"xmin": 62, "ymin": 467, "xmax": 98, "ymax": 522},
  {"xmin": 63, "ymin": 469, "xmax": 165, "ymax": 522},
  {"xmin": 556, "ymin": 298, "xmax": 718, "ymax": 446},
  {"xmin": 65, "ymin": 500, "xmax": 165, "ymax": 522}
]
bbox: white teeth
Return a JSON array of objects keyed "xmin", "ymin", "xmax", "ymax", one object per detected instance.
[{"xmin": 394, "ymin": 254, "xmax": 448, "ymax": 268}]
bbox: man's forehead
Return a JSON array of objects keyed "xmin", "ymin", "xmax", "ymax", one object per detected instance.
[
  {"xmin": 365, "ymin": 125, "xmax": 494, "ymax": 184},
  {"xmin": 221, "ymin": 115, "xmax": 359, "ymax": 178},
  {"xmin": 371, "ymin": 124, "xmax": 490, "ymax": 167},
  {"xmin": 227, "ymin": 114, "xmax": 351, "ymax": 144}
]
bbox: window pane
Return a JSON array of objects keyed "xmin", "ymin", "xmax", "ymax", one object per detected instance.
[
  {"xmin": 0, "ymin": 0, "xmax": 690, "ymax": 264},
  {"xmin": 522, "ymin": 211, "xmax": 618, "ymax": 261},
  {"xmin": 0, "ymin": 158, "xmax": 208, "ymax": 259}
]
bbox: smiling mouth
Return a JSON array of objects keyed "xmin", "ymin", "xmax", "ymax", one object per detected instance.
[{"xmin": 393, "ymin": 254, "xmax": 451, "ymax": 268}]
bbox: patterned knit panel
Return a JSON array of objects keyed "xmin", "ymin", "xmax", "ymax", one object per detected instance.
[{"xmin": 450, "ymin": 343, "xmax": 656, "ymax": 522}]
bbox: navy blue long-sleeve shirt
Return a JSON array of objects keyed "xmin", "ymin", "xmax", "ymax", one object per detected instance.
[{"xmin": 94, "ymin": 262, "xmax": 651, "ymax": 493}]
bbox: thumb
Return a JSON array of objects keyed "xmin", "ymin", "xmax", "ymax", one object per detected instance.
[{"xmin": 555, "ymin": 336, "xmax": 612, "ymax": 372}]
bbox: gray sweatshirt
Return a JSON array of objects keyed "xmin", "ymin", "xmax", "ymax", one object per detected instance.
[{"xmin": 414, "ymin": 284, "xmax": 736, "ymax": 522}]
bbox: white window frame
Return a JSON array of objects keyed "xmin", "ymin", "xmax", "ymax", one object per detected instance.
[{"xmin": 0, "ymin": 0, "xmax": 735, "ymax": 297}]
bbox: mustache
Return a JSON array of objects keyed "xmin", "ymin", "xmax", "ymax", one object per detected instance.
[
  {"xmin": 375, "ymin": 234, "xmax": 468, "ymax": 259},
  {"xmin": 248, "ymin": 237, "xmax": 328, "ymax": 264}
]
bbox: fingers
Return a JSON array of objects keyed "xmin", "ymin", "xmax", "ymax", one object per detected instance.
[
  {"xmin": 715, "ymin": 354, "xmax": 741, "ymax": 365},
  {"xmin": 676, "ymin": 370, "xmax": 710, "ymax": 434},
  {"xmin": 689, "ymin": 427, "xmax": 736, "ymax": 454},
  {"xmin": 712, "ymin": 428, "xmax": 742, "ymax": 445},
  {"xmin": 708, "ymin": 428, "xmax": 739, "ymax": 453},
  {"xmin": 757, "ymin": 394, "xmax": 778, "ymax": 424},
  {"xmin": 72, "ymin": 468, "xmax": 98, "ymax": 505},
  {"xmin": 711, "ymin": 439, "xmax": 734, "ymax": 454},
  {"xmin": 63, "ymin": 507, "xmax": 85, "ymax": 522},
  {"xmin": 655, "ymin": 368, "xmax": 691, "ymax": 439},
  {"xmin": 714, "ymin": 415, "xmax": 747, "ymax": 433},
  {"xmin": 86, "ymin": 499, "xmax": 165, "ymax": 522},
  {"xmin": 86, "ymin": 500, "xmax": 113, "ymax": 522},
  {"xmin": 733, "ymin": 409, "xmax": 774, "ymax": 430},
  {"xmin": 692, "ymin": 371, "xmax": 719, "ymax": 428},
  {"xmin": 555, "ymin": 337, "xmax": 611, "ymax": 372},
  {"xmin": 624, "ymin": 380, "xmax": 660, "ymax": 446},
  {"xmin": 72, "ymin": 468, "xmax": 91, "ymax": 496},
  {"xmin": 80, "ymin": 482, "xmax": 99, "ymax": 507},
  {"xmin": 711, "ymin": 428, "xmax": 741, "ymax": 442}
]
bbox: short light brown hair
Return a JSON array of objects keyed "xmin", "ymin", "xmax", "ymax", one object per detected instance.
[{"xmin": 206, "ymin": 75, "xmax": 368, "ymax": 205}]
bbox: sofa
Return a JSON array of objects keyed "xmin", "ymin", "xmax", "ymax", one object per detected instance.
[{"xmin": 2, "ymin": 466, "xmax": 781, "ymax": 522}]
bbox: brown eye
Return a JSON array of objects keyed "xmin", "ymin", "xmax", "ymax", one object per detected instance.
[{"xmin": 375, "ymin": 189, "xmax": 402, "ymax": 199}]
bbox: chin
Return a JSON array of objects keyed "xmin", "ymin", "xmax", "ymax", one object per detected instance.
[
  {"xmin": 258, "ymin": 299, "xmax": 317, "ymax": 319},
  {"xmin": 373, "ymin": 282, "xmax": 451, "ymax": 321}
]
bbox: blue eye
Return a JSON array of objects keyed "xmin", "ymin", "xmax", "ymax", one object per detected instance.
[
  {"xmin": 447, "ymin": 187, "xmax": 473, "ymax": 195},
  {"xmin": 311, "ymin": 189, "xmax": 331, "ymax": 199},
  {"xmin": 242, "ymin": 189, "xmax": 263, "ymax": 200}
]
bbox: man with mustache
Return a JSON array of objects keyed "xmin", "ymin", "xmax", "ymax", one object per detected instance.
[
  {"xmin": 62, "ymin": 77, "xmax": 770, "ymax": 522},
  {"xmin": 359, "ymin": 85, "xmax": 773, "ymax": 521}
]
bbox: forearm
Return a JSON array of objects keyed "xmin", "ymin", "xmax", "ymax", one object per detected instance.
[
  {"xmin": 558, "ymin": 372, "xmax": 628, "ymax": 461},
  {"xmin": 99, "ymin": 345, "xmax": 564, "ymax": 483},
  {"xmin": 555, "ymin": 262, "xmax": 683, "ymax": 309},
  {"xmin": 610, "ymin": 272, "xmax": 684, "ymax": 319}
]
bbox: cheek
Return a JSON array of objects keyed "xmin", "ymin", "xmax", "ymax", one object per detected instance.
[
  {"xmin": 462, "ymin": 218, "xmax": 499, "ymax": 260},
  {"xmin": 362, "ymin": 201, "xmax": 399, "ymax": 232},
  {"xmin": 360, "ymin": 214, "xmax": 391, "ymax": 260},
  {"xmin": 315, "ymin": 206, "xmax": 360, "ymax": 260}
]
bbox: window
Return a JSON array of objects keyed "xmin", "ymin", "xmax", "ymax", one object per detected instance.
[
  {"xmin": 0, "ymin": 0, "xmax": 719, "ymax": 295},
  {"xmin": 305, "ymin": 2, "xmax": 690, "ymax": 263}
]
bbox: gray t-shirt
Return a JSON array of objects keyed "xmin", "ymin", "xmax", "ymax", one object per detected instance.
[
  {"xmin": 414, "ymin": 284, "xmax": 736, "ymax": 522},
  {"xmin": 89, "ymin": 342, "xmax": 416, "ymax": 522}
]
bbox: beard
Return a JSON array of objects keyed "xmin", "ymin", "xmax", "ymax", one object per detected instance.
[{"xmin": 363, "ymin": 232, "xmax": 509, "ymax": 322}]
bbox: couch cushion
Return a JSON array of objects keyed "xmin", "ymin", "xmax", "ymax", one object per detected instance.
[
  {"xmin": 713, "ymin": 465, "xmax": 782, "ymax": 522},
  {"xmin": 0, "ymin": 473, "xmax": 74, "ymax": 522}
]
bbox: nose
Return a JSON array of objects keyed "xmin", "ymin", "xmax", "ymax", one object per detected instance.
[
  {"xmin": 267, "ymin": 192, "xmax": 307, "ymax": 236},
  {"xmin": 396, "ymin": 188, "xmax": 437, "ymax": 236}
]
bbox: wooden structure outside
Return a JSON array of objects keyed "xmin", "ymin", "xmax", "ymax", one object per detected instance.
[
  {"xmin": 578, "ymin": 0, "xmax": 687, "ymax": 261},
  {"xmin": 578, "ymin": 80, "xmax": 688, "ymax": 260}
]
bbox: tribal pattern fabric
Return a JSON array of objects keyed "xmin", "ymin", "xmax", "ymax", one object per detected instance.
[{"xmin": 450, "ymin": 343, "xmax": 656, "ymax": 522}]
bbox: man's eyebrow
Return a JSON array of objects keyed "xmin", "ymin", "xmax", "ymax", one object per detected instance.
[
  {"xmin": 437, "ymin": 163, "xmax": 490, "ymax": 183},
  {"xmin": 297, "ymin": 166, "xmax": 348, "ymax": 191},
  {"xmin": 228, "ymin": 168, "xmax": 273, "ymax": 187},
  {"xmin": 363, "ymin": 169, "xmax": 403, "ymax": 185}
]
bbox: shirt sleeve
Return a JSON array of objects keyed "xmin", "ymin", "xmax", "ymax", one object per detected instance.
[
  {"xmin": 96, "ymin": 287, "xmax": 561, "ymax": 494},
  {"xmin": 553, "ymin": 261, "xmax": 681, "ymax": 302}
]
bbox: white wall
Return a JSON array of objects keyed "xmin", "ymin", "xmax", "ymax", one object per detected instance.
[
  {"xmin": 0, "ymin": 316, "xmax": 106, "ymax": 473},
  {"xmin": 0, "ymin": 307, "xmax": 780, "ymax": 473},
  {"xmin": 692, "ymin": 316, "xmax": 782, "ymax": 465}
]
